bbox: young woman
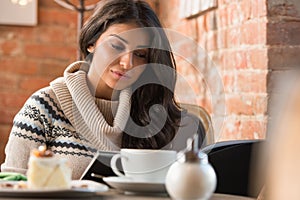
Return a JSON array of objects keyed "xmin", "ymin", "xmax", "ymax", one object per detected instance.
[{"xmin": 1, "ymin": 0, "xmax": 205, "ymax": 179}]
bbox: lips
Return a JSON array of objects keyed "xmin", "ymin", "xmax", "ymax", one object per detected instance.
[{"xmin": 110, "ymin": 69, "xmax": 131, "ymax": 79}]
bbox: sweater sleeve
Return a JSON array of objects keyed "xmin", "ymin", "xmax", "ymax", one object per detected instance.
[{"xmin": 1, "ymin": 90, "xmax": 48, "ymax": 175}]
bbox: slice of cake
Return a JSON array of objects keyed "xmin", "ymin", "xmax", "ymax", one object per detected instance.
[{"xmin": 27, "ymin": 145, "xmax": 72, "ymax": 189}]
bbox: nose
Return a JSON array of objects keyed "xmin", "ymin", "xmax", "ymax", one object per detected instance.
[{"xmin": 119, "ymin": 52, "xmax": 133, "ymax": 70}]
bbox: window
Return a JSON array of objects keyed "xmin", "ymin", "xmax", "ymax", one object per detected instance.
[{"xmin": 180, "ymin": 0, "xmax": 217, "ymax": 19}]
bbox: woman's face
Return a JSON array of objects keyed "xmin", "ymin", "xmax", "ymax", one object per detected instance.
[{"xmin": 87, "ymin": 23, "xmax": 150, "ymax": 99}]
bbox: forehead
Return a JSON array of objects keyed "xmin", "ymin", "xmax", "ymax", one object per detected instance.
[{"xmin": 96, "ymin": 23, "xmax": 151, "ymax": 47}]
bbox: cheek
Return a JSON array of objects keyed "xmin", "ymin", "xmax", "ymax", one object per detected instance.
[{"xmin": 91, "ymin": 43, "xmax": 119, "ymax": 75}]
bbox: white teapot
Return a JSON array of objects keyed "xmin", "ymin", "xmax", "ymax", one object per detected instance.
[{"xmin": 165, "ymin": 135, "xmax": 217, "ymax": 200}]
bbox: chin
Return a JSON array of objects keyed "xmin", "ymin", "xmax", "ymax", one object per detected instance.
[{"xmin": 112, "ymin": 81, "xmax": 134, "ymax": 91}]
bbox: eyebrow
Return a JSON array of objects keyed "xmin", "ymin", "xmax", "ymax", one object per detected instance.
[
  {"xmin": 109, "ymin": 34, "xmax": 150, "ymax": 49},
  {"xmin": 109, "ymin": 34, "xmax": 128, "ymax": 44}
]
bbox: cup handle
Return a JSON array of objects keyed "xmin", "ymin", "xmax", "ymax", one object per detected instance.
[{"xmin": 110, "ymin": 154, "xmax": 126, "ymax": 178}]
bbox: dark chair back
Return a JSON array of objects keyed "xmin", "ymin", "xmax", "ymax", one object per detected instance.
[{"xmin": 202, "ymin": 139, "xmax": 265, "ymax": 197}]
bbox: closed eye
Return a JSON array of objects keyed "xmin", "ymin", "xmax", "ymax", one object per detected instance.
[
  {"xmin": 134, "ymin": 50, "xmax": 148, "ymax": 59},
  {"xmin": 111, "ymin": 43, "xmax": 125, "ymax": 51}
]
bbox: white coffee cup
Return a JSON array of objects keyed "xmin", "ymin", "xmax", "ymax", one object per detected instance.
[{"xmin": 110, "ymin": 149, "xmax": 177, "ymax": 183}]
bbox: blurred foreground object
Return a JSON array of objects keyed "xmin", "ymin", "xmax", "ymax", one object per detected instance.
[{"xmin": 267, "ymin": 73, "xmax": 300, "ymax": 200}]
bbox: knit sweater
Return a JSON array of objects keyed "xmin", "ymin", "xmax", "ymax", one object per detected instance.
[{"xmin": 1, "ymin": 61, "xmax": 132, "ymax": 179}]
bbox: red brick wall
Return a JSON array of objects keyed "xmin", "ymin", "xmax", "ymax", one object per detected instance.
[
  {"xmin": 155, "ymin": 0, "xmax": 300, "ymax": 142},
  {"xmin": 156, "ymin": 0, "xmax": 269, "ymax": 141}
]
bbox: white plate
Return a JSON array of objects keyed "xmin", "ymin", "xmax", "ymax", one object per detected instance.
[
  {"xmin": 0, "ymin": 180, "xmax": 108, "ymax": 198},
  {"xmin": 103, "ymin": 176, "xmax": 166, "ymax": 194}
]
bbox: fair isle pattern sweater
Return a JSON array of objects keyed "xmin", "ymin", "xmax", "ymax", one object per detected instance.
[{"xmin": 1, "ymin": 61, "xmax": 132, "ymax": 179}]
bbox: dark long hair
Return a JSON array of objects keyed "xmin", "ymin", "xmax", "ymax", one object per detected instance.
[{"xmin": 79, "ymin": 0, "xmax": 203, "ymax": 149}]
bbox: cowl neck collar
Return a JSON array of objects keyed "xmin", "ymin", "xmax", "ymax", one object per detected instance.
[{"xmin": 50, "ymin": 61, "xmax": 132, "ymax": 151}]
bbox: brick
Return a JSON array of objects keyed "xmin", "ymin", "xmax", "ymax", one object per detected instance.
[
  {"xmin": 39, "ymin": 9, "xmax": 77, "ymax": 27},
  {"xmin": 268, "ymin": 46, "xmax": 300, "ymax": 69},
  {"xmin": 0, "ymin": 108, "xmax": 18, "ymax": 124},
  {"xmin": 0, "ymin": 124, "xmax": 11, "ymax": 163},
  {"xmin": 64, "ymin": 28, "xmax": 78, "ymax": 45},
  {"xmin": 0, "ymin": 125, "xmax": 11, "ymax": 144},
  {"xmin": 240, "ymin": 0, "xmax": 252, "ymax": 21},
  {"xmin": 205, "ymin": 11, "xmax": 218, "ymax": 31},
  {"xmin": 221, "ymin": 50, "xmax": 236, "ymax": 70},
  {"xmin": 217, "ymin": 29, "xmax": 227, "ymax": 49},
  {"xmin": 239, "ymin": 120, "xmax": 267, "ymax": 139},
  {"xmin": 220, "ymin": 116, "xmax": 241, "ymax": 141},
  {"xmin": 197, "ymin": 31, "xmax": 207, "ymax": 51},
  {"xmin": 36, "ymin": 26, "xmax": 68, "ymax": 44},
  {"xmin": 39, "ymin": 0, "xmax": 100, "ymax": 10},
  {"xmin": 24, "ymin": 43, "xmax": 77, "ymax": 61},
  {"xmin": 0, "ymin": 145, "xmax": 6, "ymax": 166},
  {"xmin": 201, "ymin": 96, "xmax": 213, "ymax": 114},
  {"xmin": 221, "ymin": 117, "xmax": 267, "ymax": 140},
  {"xmin": 0, "ymin": 92, "xmax": 29, "ymax": 108},
  {"xmin": 0, "ymin": 74, "xmax": 19, "ymax": 91},
  {"xmin": 206, "ymin": 32, "xmax": 217, "ymax": 51},
  {"xmin": 241, "ymin": 21, "xmax": 267, "ymax": 45},
  {"xmin": 227, "ymin": 3, "xmax": 240, "ymax": 26},
  {"xmin": 251, "ymin": 0, "xmax": 267, "ymax": 18},
  {"xmin": 177, "ymin": 63, "xmax": 206, "ymax": 91},
  {"xmin": 228, "ymin": 27, "xmax": 241, "ymax": 48},
  {"xmin": 0, "ymin": 28, "xmax": 17, "ymax": 40},
  {"xmin": 157, "ymin": 0, "xmax": 181, "ymax": 28},
  {"xmin": 38, "ymin": 61, "xmax": 66, "ymax": 77},
  {"xmin": 248, "ymin": 48, "xmax": 268, "ymax": 69},
  {"xmin": 18, "ymin": 27, "xmax": 36, "ymax": 42},
  {"xmin": 192, "ymin": 78, "xmax": 206, "ymax": 96},
  {"xmin": 226, "ymin": 94, "xmax": 268, "ymax": 115},
  {"xmin": 235, "ymin": 50, "xmax": 247, "ymax": 69},
  {"xmin": 0, "ymin": 27, "xmax": 36, "ymax": 44},
  {"xmin": 222, "ymin": 72, "xmax": 235, "ymax": 93},
  {"xmin": 216, "ymin": 7, "xmax": 228, "ymax": 28},
  {"xmin": 236, "ymin": 71, "xmax": 268, "ymax": 93},
  {"xmin": 172, "ymin": 20, "xmax": 198, "ymax": 40},
  {"xmin": 0, "ymin": 40, "xmax": 19, "ymax": 56},
  {"xmin": 267, "ymin": 21, "xmax": 300, "ymax": 45},
  {"xmin": 0, "ymin": 58, "xmax": 38, "ymax": 75},
  {"xmin": 205, "ymin": 76, "xmax": 225, "ymax": 97},
  {"xmin": 268, "ymin": 1, "xmax": 300, "ymax": 18},
  {"xmin": 19, "ymin": 77, "xmax": 52, "ymax": 92},
  {"xmin": 197, "ymin": 16, "xmax": 206, "ymax": 31},
  {"xmin": 39, "ymin": 0, "xmax": 62, "ymax": 9},
  {"xmin": 172, "ymin": 39, "xmax": 198, "ymax": 64}
]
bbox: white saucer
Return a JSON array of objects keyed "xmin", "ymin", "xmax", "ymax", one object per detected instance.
[
  {"xmin": 0, "ymin": 180, "xmax": 108, "ymax": 198},
  {"xmin": 103, "ymin": 176, "xmax": 166, "ymax": 193}
]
